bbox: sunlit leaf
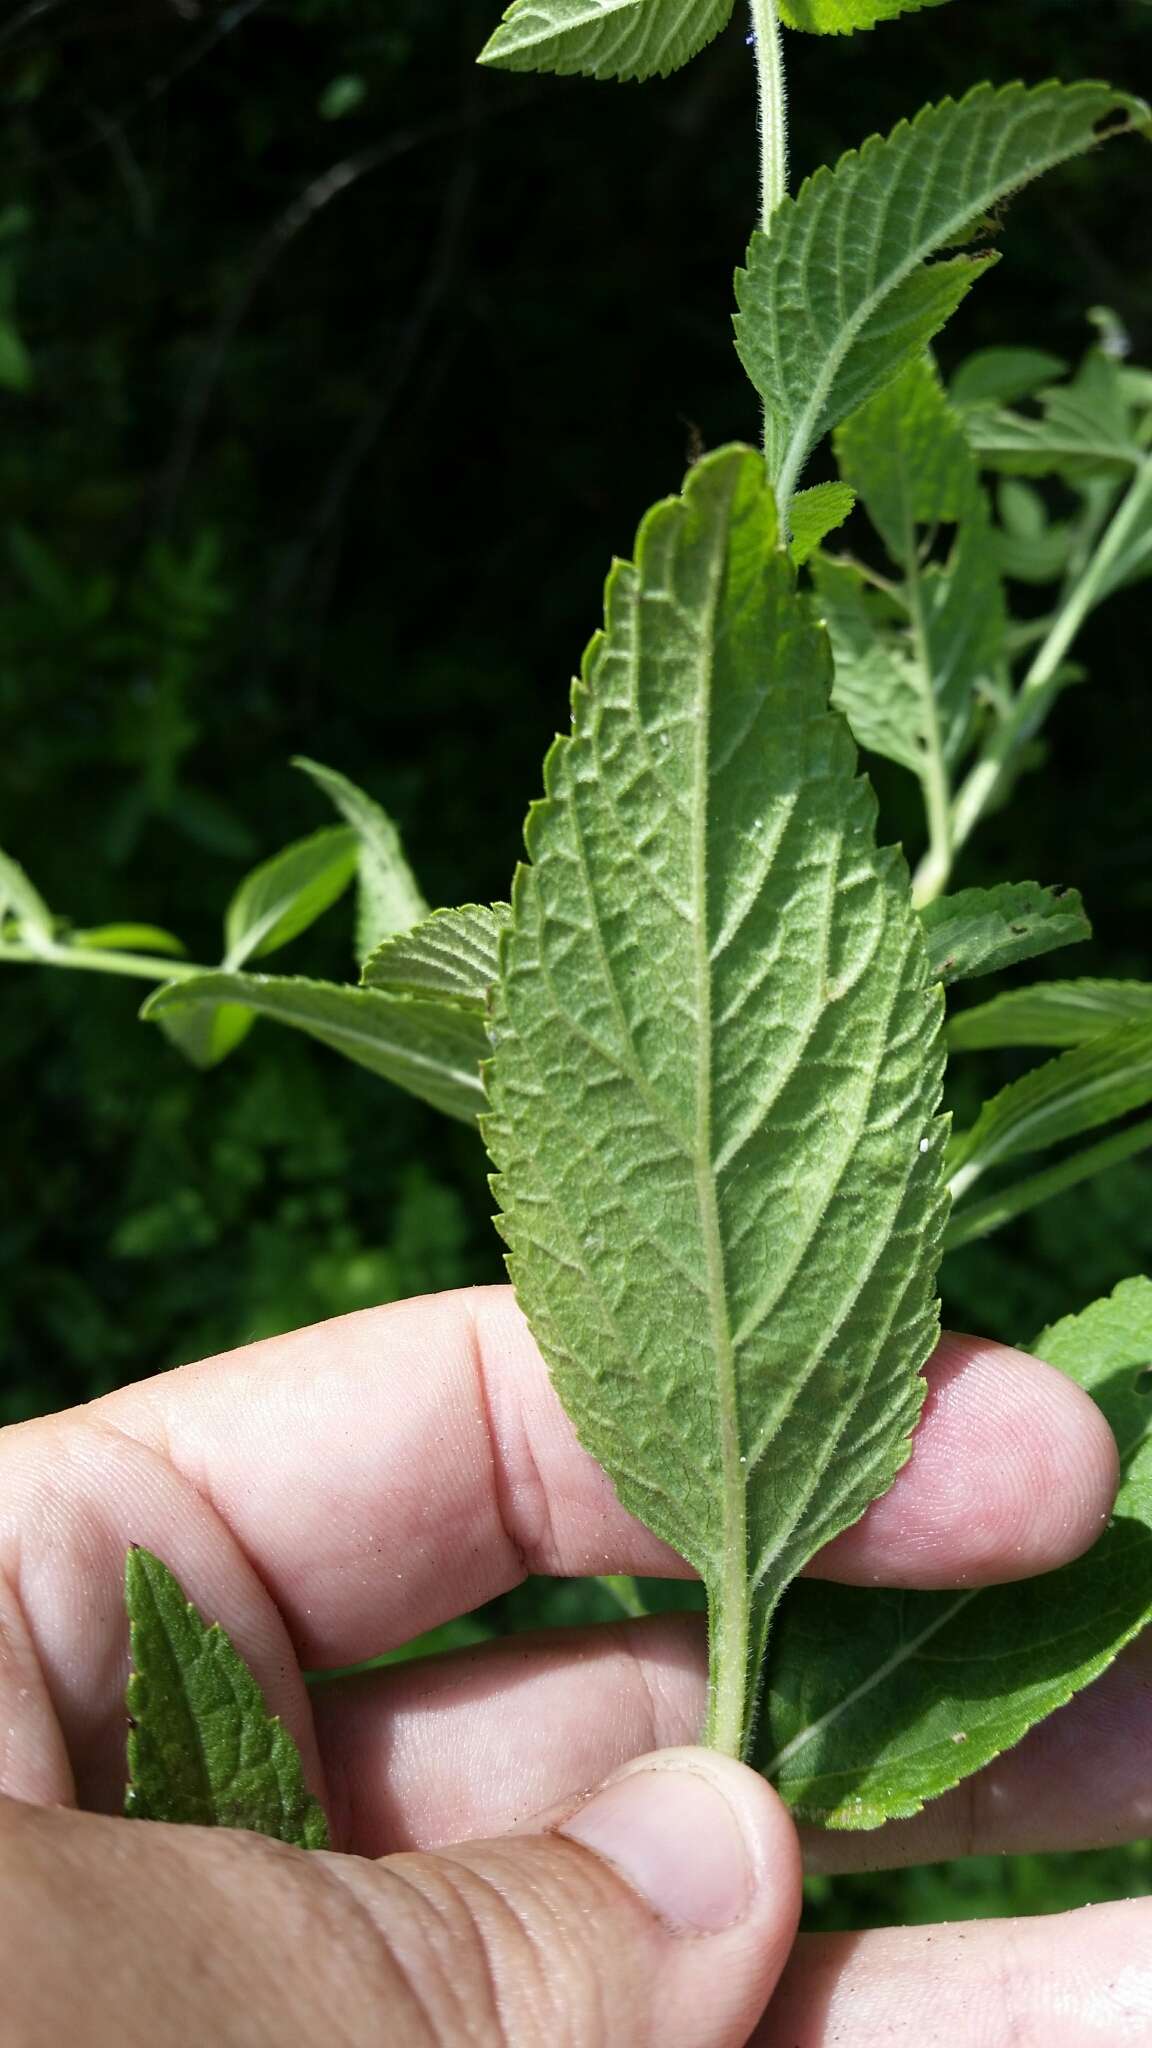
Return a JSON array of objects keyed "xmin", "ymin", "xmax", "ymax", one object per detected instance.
[
  {"xmin": 950, "ymin": 978, "xmax": 1152, "ymax": 1051},
  {"xmin": 223, "ymin": 826, "xmax": 358, "ymax": 970},
  {"xmin": 294, "ymin": 756, "xmax": 429, "ymax": 961},
  {"xmin": 919, "ymin": 881, "xmax": 1090, "ymax": 987}
]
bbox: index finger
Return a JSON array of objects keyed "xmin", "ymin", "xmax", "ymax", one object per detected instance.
[{"xmin": 4, "ymin": 1284, "xmax": 1116, "ymax": 1682}]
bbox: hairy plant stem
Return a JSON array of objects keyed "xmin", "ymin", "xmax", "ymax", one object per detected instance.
[
  {"xmin": 750, "ymin": 0, "xmax": 788, "ymax": 232},
  {"xmin": 912, "ymin": 457, "xmax": 1152, "ymax": 906},
  {"xmin": 0, "ymin": 941, "xmax": 208, "ymax": 982}
]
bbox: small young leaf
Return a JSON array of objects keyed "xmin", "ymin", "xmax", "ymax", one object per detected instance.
[
  {"xmin": 778, "ymin": 0, "xmax": 948, "ymax": 29},
  {"xmin": 70, "ymin": 924, "xmax": 188, "ymax": 958},
  {"xmin": 124, "ymin": 1547, "xmax": 329, "ymax": 1847},
  {"xmin": 477, "ymin": 0, "xmax": 731, "ymax": 82},
  {"xmin": 735, "ymin": 83, "xmax": 1149, "ymax": 514},
  {"xmin": 950, "ymin": 978, "xmax": 1152, "ymax": 1052},
  {"xmin": 789, "ymin": 481, "xmax": 857, "ymax": 565},
  {"xmin": 0, "ymin": 845, "xmax": 54, "ymax": 948},
  {"xmin": 143, "ymin": 971, "xmax": 488, "ymax": 1122},
  {"xmin": 485, "ymin": 447, "xmax": 948, "ymax": 1761},
  {"xmin": 151, "ymin": 992, "xmax": 257, "ymax": 1071},
  {"xmin": 224, "ymin": 826, "xmax": 358, "ymax": 970},
  {"xmin": 293, "ymin": 756, "xmax": 429, "ymax": 961},
  {"xmin": 760, "ymin": 1277, "xmax": 1152, "ymax": 1827},
  {"xmin": 951, "ymin": 347, "xmax": 1069, "ymax": 410},
  {"xmin": 919, "ymin": 881, "xmax": 1091, "ymax": 986},
  {"xmin": 362, "ymin": 904, "xmax": 510, "ymax": 1009},
  {"xmin": 949, "ymin": 1018, "xmax": 1152, "ymax": 1199}
]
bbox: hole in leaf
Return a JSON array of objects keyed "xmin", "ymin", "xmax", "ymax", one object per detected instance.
[{"xmin": 1133, "ymin": 1365, "xmax": 1152, "ymax": 1395}]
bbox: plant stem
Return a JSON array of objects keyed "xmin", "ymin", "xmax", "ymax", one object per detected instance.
[
  {"xmin": 0, "ymin": 941, "xmax": 209, "ymax": 983},
  {"xmin": 749, "ymin": 0, "xmax": 788, "ymax": 233},
  {"xmin": 912, "ymin": 457, "xmax": 1152, "ymax": 903},
  {"xmin": 901, "ymin": 508, "xmax": 952, "ymax": 912}
]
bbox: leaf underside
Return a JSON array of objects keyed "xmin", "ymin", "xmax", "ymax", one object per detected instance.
[
  {"xmin": 478, "ymin": 0, "xmax": 732, "ymax": 81},
  {"xmin": 294, "ymin": 755, "xmax": 429, "ymax": 962},
  {"xmin": 363, "ymin": 904, "xmax": 510, "ymax": 1009},
  {"xmin": 143, "ymin": 971, "xmax": 487, "ymax": 1121},
  {"xmin": 760, "ymin": 1277, "xmax": 1152, "ymax": 1826},
  {"xmin": 735, "ymin": 82, "xmax": 1149, "ymax": 511},
  {"xmin": 485, "ymin": 446, "xmax": 948, "ymax": 1758},
  {"xmin": 919, "ymin": 881, "xmax": 1091, "ymax": 987},
  {"xmin": 124, "ymin": 1548, "xmax": 329, "ymax": 1848},
  {"xmin": 949, "ymin": 977, "xmax": 1152, "ymax": 1052}
]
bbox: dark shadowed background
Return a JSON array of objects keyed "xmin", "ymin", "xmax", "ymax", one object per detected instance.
[{"xmin": 1, "ymin": 0, "xmax": 1150, "ymax": 1926}]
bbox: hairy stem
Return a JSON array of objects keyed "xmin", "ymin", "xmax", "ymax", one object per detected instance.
[
  {"xmin": 913, "ymin": 457, "xmax": 1152, "ymax": 903},
  {"xmin": 750, "ymin": 0, "xmax": 788, "ymax": 234}
]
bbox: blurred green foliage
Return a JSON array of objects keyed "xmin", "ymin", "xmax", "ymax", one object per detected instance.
[{"xmin": 1, "ymin": 0, "xmax": 1149, "ymax": 1929}]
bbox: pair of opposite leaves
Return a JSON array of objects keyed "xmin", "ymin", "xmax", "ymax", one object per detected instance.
[{"xmin": 480, "ymin": 0, "xmax": 948, "ymax": 83}]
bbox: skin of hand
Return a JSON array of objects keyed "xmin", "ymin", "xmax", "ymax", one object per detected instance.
[{"xmin": 0, "ymin": 1284, "xmax": 1148, "ymax": 2047}]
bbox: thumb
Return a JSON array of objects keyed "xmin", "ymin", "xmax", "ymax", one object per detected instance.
[{"xmin": 334, "ymin": 1747, "xmax": 803, "ymax": 2047}]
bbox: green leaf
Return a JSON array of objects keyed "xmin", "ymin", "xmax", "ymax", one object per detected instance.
[
  {"xmin": 293, "ymin": 756, "xmax": 429, "ymax": 961},
  {"xmin": 70, "ymin": 924, "xmax": 188, "ymax": 958},
  {"xmin": 760, "ymin": 1277, "xmax": 1152, "ymax": 1827},
  {"xmin": 919, "ymin": 881, "xmax": 1091, "ymax": 987},
  {"xmin": 224, "ymin": 826, "xmax": 359, "ymax": 970},
  {"xmin": 944, "ymin": 1117, "xmax": 1152, "ymax": 1250},
  {"xmin": 949, "ymin": 1018, "xmax": 1152, "ymax": 1200},
  {"xmin": 994, "ymin": 478, "xmax": 1078, "ymax": 586},
  {"xmin": 124, "ymin": 1547, "xmax": 329, "ymax": 1846},
  {"xmin": 484, "ymin": 447, "xmax": 949, "ymax": 1761},
  {"xmin": 735, "ymin": 83, "xmax": 1149, "ymax": 515},
  {"xmin": 950, "ymin": 978, "xmax": 1152, "ymax": 1052},
  {"xmin": 0, "ymin": 845, "xmax": 54, "ymax": 948},
  {"xmin": 779, "ymin": 0, "xmax": 949, "ymax": 28},
  {"xmin": 362, "ymin": 904, "xmax": 510, "ymax": 1009},
  {"xmin": 966, "ymin": 352, "xmax": 1144, "ymax": 479},
  {"xmin": 151, "ymin": 991, "xmax": 257, "ymax": 1072},
  {"xmin": 0, "ymin": 320, "xmax": 32, "ymax": 393},
  {"xmin": 951, "ymin": 347, "xmax": 1069, "ymax": 410},
  {"xmin": 789, "ymin": 481, "xmax": 857, "ymax": 565},
  {"xmin": 810, "ymin": 554, "xmax": 924, "ymax": 774},
  {"xmin": 833, "ymin": 356, "xmax": 1006, "ymax": 772},
  {"xmin": 477, "ymin": 0, "xmax": 731, "ymax": 82},
  {"xmin": 143, "ymin": 971, "xmax": 487, "ymax": 1123},
  {"xmin": 835, "ymin": 355, "xmax": 979, "ymax": 567}
]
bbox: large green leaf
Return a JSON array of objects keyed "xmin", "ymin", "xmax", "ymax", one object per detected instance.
[
  {"xmin": 950, "ymin": 978, "xmax": 1152, "ymax": 1052},
  {"xmin": 223, "ymin": 826, "xmax": 358, "ymax": 970},
  {"xmin": 143, "ymin": 971, "xmax": 487, "ymax": 1122},
  {"xmin": 124, "ymin": 1548, "xmax": 329, "ymax": 1847},
  {"xmin": 363, "ymin": 904, "xmax": 510, "ymax": 1009},
  {"xmin": 779, "ymin": 0, "xmax": 948, "ymax": 28},
  {"xmin": 735, "ymin": 83, "xmax": 1149, "ymax": 517},
  {"xmin": 485, "ymin": 447, "xmax": 949, "ymax": 1761},
  {"xmin": 919, "ymin": 881, "xmax": 1090, "ymax": 988},
  {"xmin": 760, "ymin": 1278, "xmax": 1152, "ymax": 1827},
  {"xmin": 949, "ymin": 1019, "xmax": 1152, "ymax": 1200},
  {"xmin": 477, "ymin": 0, "xmax": 731, "ymax": 81},
  {"xmin": 294, "ymin": 756, "xmax": 428, "ymax": 961}
]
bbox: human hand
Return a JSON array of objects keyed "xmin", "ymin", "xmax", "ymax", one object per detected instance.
[{"xmin": 0, "ymin": 1285, "xmax": 1143, "ymax": 2045}]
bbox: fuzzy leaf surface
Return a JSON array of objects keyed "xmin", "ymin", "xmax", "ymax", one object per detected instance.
[
  {"xmin": 477, "ymin": 0, "xmax": 731, "ymax": 81},
  {"xmin": 124, "ymin": 1549, "xmax": 329, "ymax": 1845},
  {"xmin": 294, "ymin": 756, "xmax": 428, "ymax": 960},
  {"xmin": 779, "ymin": 0, "xmax": 948, "ymax": 29},
  {"xmin": 485, "ymin": 447, "xmax": 948, "ymax": 1758},
  {"xmin": 759, "ymin": 1278, "xmax": 1152, "ymax": 1827},
  {"xmin": 788, "ymin": 482, "xmax": 857, "ymax": 565},
  {"xmin": 734, "ymin": 83, "xmax": 1148, "ymax": 515},
  {"xmin": 950, "ymin": 978, "xmax": 1152, "ymax": 1052},
  {"xmin": 223, "ymin": 826, "xmax": 358, "ymax": 970},
  {"xmin": 363, "ymin": 904, "xmax": 510, "ymax": 1010},
  {"xmin": 919, "ymin": 882, "xmax": 1090, "ymax": 987},
  {"xmin": 144, "ymin": 972, "xmax": 487, "ymax": 1121},
  {"xmin": 949, "ymin": 1019, "xmax": 1152, "ymax": 1198}
]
